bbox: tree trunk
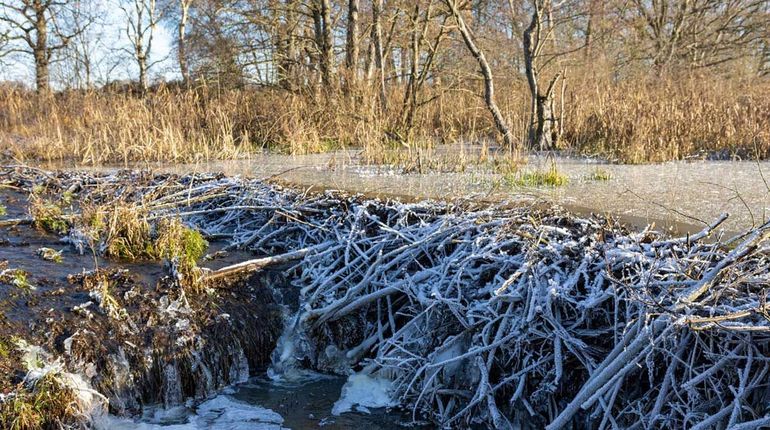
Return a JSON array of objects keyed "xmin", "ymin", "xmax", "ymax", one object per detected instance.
[
  {"xmin": 312, "ymin": 4, "xmax": 324, "ymax": 86},
  {"xmin": 400, "ymin": 3, "xmax": 421, "ymax": 129},
  {"xmin": 523, "ymin": 3, "xmax": 559, "ymax": 151},
  {"xmin": 319, "ymin": 0, "xmax": 333, "ymax": 87},
  {"xmin": 345, "ymin": 0, "xmax": 359, "ymax": 88},
  {"xmin": 446, "ymin": 0, "xmax": 515, "ymax": 150},
  {"xmin": 372, "ymin": 0, "xmax": 387, "ymax": 110},
  {"xmin": 178, "ymin": 0, "xmax": 190, "ymax": 84},
  {"xmin": 33, "ymin": 4, "xmax": 49, "ymax": 93},
  {"xmin": 278, "ymin": 0, "xmax": 298, "ymax": 90},
  {"xmin": 364, "ymin": 37, "xmax": 375, "ymax": 80},
  {"xmin": 138, "ymin": 51, "xmax": 148, "ymax": 91}
]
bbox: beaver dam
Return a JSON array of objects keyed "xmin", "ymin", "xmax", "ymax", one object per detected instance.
[{"xmin": 0, "ymin": 166, "xmax": 769, "ymax": 429}]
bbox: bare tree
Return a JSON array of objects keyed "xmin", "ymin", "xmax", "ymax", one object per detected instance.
[
  {"xmin": 0, "ymin": 27, "xmax": 11, "ymax": 61},
  {"xmin": 120, "ymin": 0, "xmax": 164, "ymax": 91},
  {"xmin": 0, "ymin": 0, "xmax": 91, "ymax": 92},
  {"xmin": 275, "ymin": 0, "xmax": 299, "ymax": 90},
  {"xmin": 522, "ymin": 0, "xmax": 570, "ymax": 150},
  {"xmin": 445, "ymin": 0, "xmax": 515, "ymax": 150},
  {"xmin": 523, "ymin": 0, "xmax": 559, "ymax": 150},
  {"xmin": 55, "ymin": 0, "xmax": 107, "ymax": 89},
  {"xmin": 311, "ymin": 0, "xmax": 333, "ymax": 87},
  {"xmin": 399, "ymin": 0, "xmax": 448, "ymax": 131},
  {"xmin": 619, "ymin": 0, "xmax": 770, "ymax": 73},
  {"xmin": 371, "ymin": 0, "xmax": 387, "ymax": 109}
]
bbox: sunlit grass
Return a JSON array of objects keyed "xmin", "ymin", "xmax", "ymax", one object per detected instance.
[
  {"xmin": 585, "ymin": 167, "xmax": 612, "ymax": 181},
  {"xmin": 505, "ymin": 164, "xmax": 569, "ymax": 187}
]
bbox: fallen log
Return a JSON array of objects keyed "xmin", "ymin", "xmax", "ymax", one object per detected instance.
[{"xmin": 205, "ymin": 244, "xmax": 328, "ymax": 281}]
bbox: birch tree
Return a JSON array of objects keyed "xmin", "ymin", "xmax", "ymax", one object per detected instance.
[
  {"xmin": 120, "ymin": 0, "xmax": 163, "ymax": 91},
  {"xmin": 176, "ymin": 0, "xmax": 192, "ymax": 84}
]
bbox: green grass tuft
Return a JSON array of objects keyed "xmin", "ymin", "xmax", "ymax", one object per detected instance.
[
  {"xmin": 585, "ymin": 167, "xmax": 612, "ymax": 181},
  {"xmin": 29, "ymin": 196, "xmax": 70, "ymax": 235},
  {"xmin": 505, "ymin": 165, "xmax": 569, "ymax": 188}
]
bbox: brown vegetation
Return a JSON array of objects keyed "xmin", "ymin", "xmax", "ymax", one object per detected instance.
[
  {"xmin": 0, "ymin": 0, "xmax": 768, "ymax": 165},
  {"xmin": 1, "ymin": 73, "xmax": 768, "ymax": 165}
]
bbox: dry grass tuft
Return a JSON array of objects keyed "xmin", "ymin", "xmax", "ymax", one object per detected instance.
[
  {"xmin": 99, "ymin": 204, "xmax": 153, "ymax": 260},
  {"xmin": 0, "ymin": 373, "xmax": 80, "ymax": 430},
  {"xmin": 28, "ymin": 195, "xmax": 70, "ymax": 235}
]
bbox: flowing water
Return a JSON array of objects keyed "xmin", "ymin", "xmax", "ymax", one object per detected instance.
[
  {"xmin": 0, "ymin": 188, "xmax": 414, "ymax": 430},
  {"xmin": 101, "ymin": 376, "xmax": 417, "ymax": 430}
]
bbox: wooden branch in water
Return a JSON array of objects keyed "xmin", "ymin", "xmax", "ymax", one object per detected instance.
[
  {"xmin": 205, "ymin": 244, "xmax": 327, "ymax": 281},
  {"xmin": 0, "ymin": 217, "xmax": 33, "ymax": 227}
]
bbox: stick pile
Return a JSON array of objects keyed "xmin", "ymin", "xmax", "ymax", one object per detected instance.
[{"xmin": 4, "ymin": 167, "xmax": 770, "ymax": 429}]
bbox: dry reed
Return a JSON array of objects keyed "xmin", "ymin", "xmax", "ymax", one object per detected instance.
[{"xmin": 0, "ymin": 73, "xmax": 767, "ymax": 166}]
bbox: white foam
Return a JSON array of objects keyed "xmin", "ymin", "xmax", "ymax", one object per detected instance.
[{"xmin": 331, "ymin": 373, "xmax": 398, "ymax": 416}]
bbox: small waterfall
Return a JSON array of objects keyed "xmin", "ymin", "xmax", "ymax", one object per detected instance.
[{"xmin": 267, "ymin": 310, "xmax": 315, "ymax": 382}]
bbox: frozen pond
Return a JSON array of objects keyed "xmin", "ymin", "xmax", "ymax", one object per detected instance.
[{"xmin": 47, "ymin": 149, "xmax": 770, "ymax": 235}]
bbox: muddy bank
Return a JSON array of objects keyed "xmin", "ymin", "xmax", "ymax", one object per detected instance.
[{"xmin": 0, "ymin": 184, "xmax": 283, "ymax": 428}]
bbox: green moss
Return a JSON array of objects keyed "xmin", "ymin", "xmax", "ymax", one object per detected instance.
[
  {"xmin": 0, "ymin": 204, "xmax": 6, "ymax": 217},
  {"xmin": 147, "ymin": 218, "xmax": 208, "ymax": 290},
  {"xmin": 181, "ymin": 227, "xmax": 208, "ymax": 265},
  {"xmin": 155, "ymin": 218, "xmax": 208, "ymax": 274}
]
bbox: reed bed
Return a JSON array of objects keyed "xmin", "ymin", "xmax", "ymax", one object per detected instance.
[
  {"xmin": 4, "ymin": 166, "xmax": 770, "ymax": 429},
  {"xmin": 1, "ymin": 73, "xmax": 768, "ymax": 166}
]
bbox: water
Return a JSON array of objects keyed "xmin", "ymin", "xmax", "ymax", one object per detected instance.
[
  {"xmin": 47, "ymin": 148, "xmax": 770, "ymax": 235},
  {"xmin": 102, "ymin": 376, "xmax": 417, "ymax": 430}
]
